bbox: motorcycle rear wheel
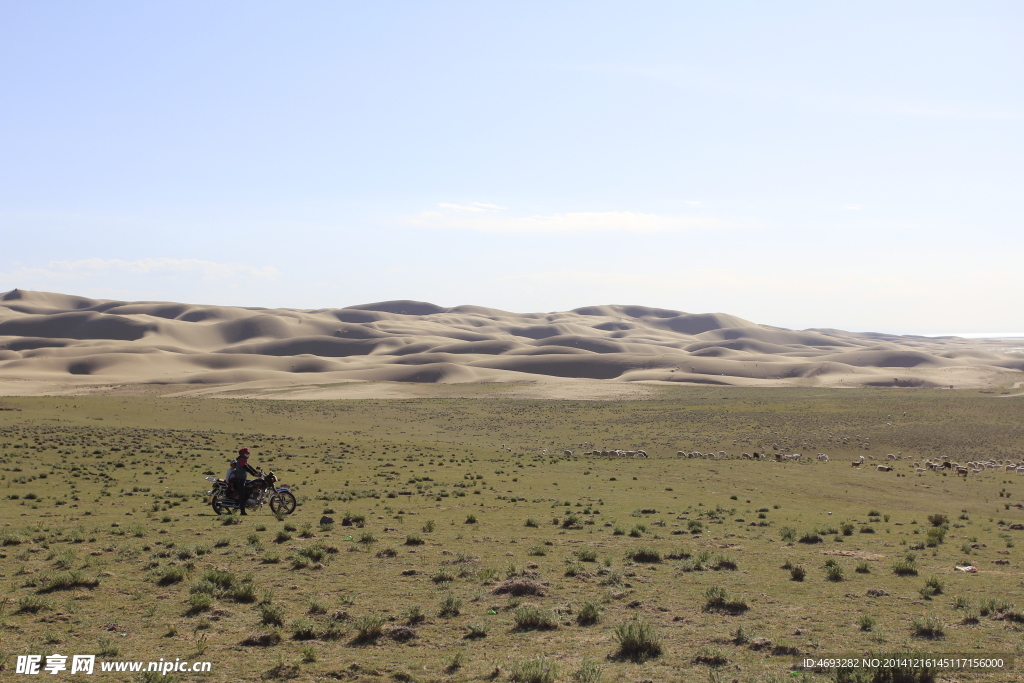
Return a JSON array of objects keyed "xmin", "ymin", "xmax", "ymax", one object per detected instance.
[
  {"xmin": 270, "ymin": 491, "xmax": 297, "ymax": 515},
  {"xmin": 211, "ymin": 497, "xmax": 236, "ymax": 515}
]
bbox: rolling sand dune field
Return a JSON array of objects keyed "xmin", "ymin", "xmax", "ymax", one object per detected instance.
[{"xmin": 1, "ymin": 288, "xmax": 1022, "ymax": 397}]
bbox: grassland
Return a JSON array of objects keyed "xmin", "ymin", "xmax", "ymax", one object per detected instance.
[{"xmin": 0, "ymin": 386, "xmax": 1022, "ymax": 682}]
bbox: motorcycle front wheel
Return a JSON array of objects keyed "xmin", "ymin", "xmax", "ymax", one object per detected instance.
[{"xmin": 270, "ymin": 491, "xmax": 297, "ymax": 515}]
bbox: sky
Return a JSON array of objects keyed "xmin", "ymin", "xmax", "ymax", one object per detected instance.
[{"xmin": 1, "ymin": 1, "xmax": 1021, "ymax": 334}]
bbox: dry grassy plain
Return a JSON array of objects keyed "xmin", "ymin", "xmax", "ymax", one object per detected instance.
[{"xmin": 1, "ymin": 386, "xmax": 1023, "ymax": 682}]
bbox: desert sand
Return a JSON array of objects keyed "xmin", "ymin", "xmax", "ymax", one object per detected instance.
[{"xmin": 0, "ymin": 288, "xmax": 1021, "ymax": 398}]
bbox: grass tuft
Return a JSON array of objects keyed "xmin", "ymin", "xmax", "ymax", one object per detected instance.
[{"xmin": 613, "ymin": 619, "xmax": 663, "ymax": 662}]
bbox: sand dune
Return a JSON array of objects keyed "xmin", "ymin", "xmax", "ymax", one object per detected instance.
[{"xmin": 1, "ymin": 288, "xmax": 1021, "ymax": 395}]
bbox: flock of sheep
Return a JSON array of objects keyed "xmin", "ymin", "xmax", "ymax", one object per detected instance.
[
  {"xmin": 505, "ymin": 442, "xmax": 1023, "ymax": 477},
  {"xmin": 578, "ymin": 448, "xmax": 648, "ymax": 458}
]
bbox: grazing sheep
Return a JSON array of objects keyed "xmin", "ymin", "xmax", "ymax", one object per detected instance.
[
  {"xmin": 852, "ymin": 455, "xmax": 865, "ymax": 468},
  {"xmin": 677, "ymin": 451, "xmax": 686, "ymax": 457},
  {"xmin": 876, "ymin": 465, "xmax": 893, "ymax": 472},
  {"xmin": 886, "ymin": 454, "xmax": 896, "ymax": 461},
  {"xmin": 563, "ymin": 450, "xmax": 573, "ymax": 457},
  {"xmin": 915, "ymin": 468, "xmax": 926, "ymax": 473},
  {"xmin": 816, "ymin": 453, "xmax": 829, "ymax": 462}
]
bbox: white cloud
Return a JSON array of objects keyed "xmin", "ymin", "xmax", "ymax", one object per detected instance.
[
  {"xmin": 2, "ymin": 258, "xmax": 279, "ymax": 282},
  {"xmin": 411, "ymin": 204, "xmax": 737, "ymax": 234},
  {"xmin": 842, "ymin": 205, "xmax": 863, "ymax": 211}
]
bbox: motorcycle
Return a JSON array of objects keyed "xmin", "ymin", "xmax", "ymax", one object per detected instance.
[{"xmin": 205, "ymin": 470, "xmax": 297, "ymax": 515}]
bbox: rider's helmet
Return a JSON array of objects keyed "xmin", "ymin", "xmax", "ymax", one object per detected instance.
[{"xmin": 238, "ymin": 447, "xmax": 250, "ymax": 459}]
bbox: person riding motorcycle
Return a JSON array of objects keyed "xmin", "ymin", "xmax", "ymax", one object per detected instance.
[{"xmin": 226, "ymin": 448, "xmax": 259, "ymax": 515}]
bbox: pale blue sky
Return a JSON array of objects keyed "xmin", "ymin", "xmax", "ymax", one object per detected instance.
[{"xmin": 2, "ymin": 1, "xmax": 1021, "ymax": 333}]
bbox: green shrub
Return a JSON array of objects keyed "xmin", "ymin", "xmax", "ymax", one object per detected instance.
[
  {"xmin": 260, "ymin": 603, "xmax": 286, "ymax": 626},
  {"xmin": 978, "ymin": 598, "xmax": 1013, "ymax": 617},
  {"xmin": 227, "ymin": 581, "xmax": 257, "ymax": 603},
  {"xmin": 703, "ymin": 586, "xmax": 748, "ymax": 613},
  {"xmin": 825, "ymin": 564, "xmax": 844, "ymax": 582},
  {"xmin": 857, "ymin": 615, "xmax": 875, "ymax": 631},
  {"xmin": 432, "ymin": 568, "xmax": 455, "ymax": 583},
  {"xmin": 438, "ymin": 593, "xmax": 462, "ymax": 617},
  {"xmin": 613, "ymin": 619, "xmax": 663, "ymax": 662},
  {"xmin": 289, "ymin": 618, "xmax": 317, "ymax": 640},
  {"xmin": 403, "ymin": 605, "xmax": 425, "ymax": 624},
  {"xmin": 351, "ymin": 613, "xmax": 385, "ymax": 642},
  {"xmin": 693, "ymin": 646, "xmax": 728, "ymax": 667},
  {"xmin": 187, "ymin": 593, "xmax": 212, "ymax": 614},
  {"xmin": 465, "ymin": 622, "xmax": 487, "ymax": 639},
  {"xmin": 38, "ymin": 570, "xmax": 99, "ymax": 592},
  {"xmin": 577, "ymin": 601, "xmax": 600, "ymax": 625},
  {"xmin": 570, "ymin": 659, "xmax": 603, "ymax": 683},
  {"xmin": 512, "ymin": 605, "xmax": 558, "ymax": 630},
  {"xmin": 626, "ymin": 547, "xmax": 661, "ymax": 563},
  {"xmin": 156, "ymin": 565, "xmax": 190, "ymax": 586},
  {"xmin": 790, "ymin": 565, "xmax": 807, "ymax": 581},
  {"xmin": 925, "ymin": 527, "xmax": 946, "ymax": 547},
  {"xmin": 16, "ymin": 595, "xmax": 53, "ymax": 614},
  {"xmin": 713, "ymin": 555, "xmax": 738, "ymax": 570},
  {"xmin": 893, "ymin": 559, "xmax": 919, "ymax": 576},
  {"xmin": 508, "ymin": 656, "xmax": 558, "ymax": 683},
  {"xmin": 911, "ymin": 614, "xmax": 945, "ymax": 639}
]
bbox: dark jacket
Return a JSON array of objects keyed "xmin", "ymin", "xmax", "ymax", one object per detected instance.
[{"xmin": 227, "ymin": 459, "xmax": 259, "ymax": 481}]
